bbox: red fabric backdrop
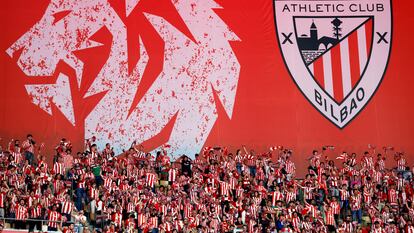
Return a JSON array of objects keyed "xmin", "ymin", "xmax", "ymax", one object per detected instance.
[{"xmin": 1, "ymin": 0, "xmax": 413, "ymax": 175}]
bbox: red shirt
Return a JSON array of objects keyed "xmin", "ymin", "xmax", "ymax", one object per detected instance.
[
  {"xmin": 48, "ymin": 210, "xmax": 61, "ymax": 228},
  {"xmin": 22, "ymin": 140, "xmax": 35, "ymax": 153},
  {"xmin": 15, "ymin": 204, "xmax": 28, "ymax": 220},
  {"xmin": 30, "ymin": 204, "xmax": 42, "ymax": 218}
]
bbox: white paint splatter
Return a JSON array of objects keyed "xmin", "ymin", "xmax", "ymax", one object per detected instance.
[
  {"xmin": 7, "ymin": 0, "xmax": 240, "ymax": 158},
  {"xmin": 126, "ymin": 0, "xmax": 141, "ymax": 16},
  {"xmin": 25, "ymin": 74, "xmax": 76, "ymax": 125}
]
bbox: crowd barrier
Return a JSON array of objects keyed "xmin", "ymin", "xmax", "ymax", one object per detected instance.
[{"xmin": 0, "ymin": 217, "xmax": 78, "ymax": 233}]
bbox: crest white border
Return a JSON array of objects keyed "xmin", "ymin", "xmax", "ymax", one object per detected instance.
[{"xmin": 274, "ymin": 0, "xmax": 392, "ymax": 128}]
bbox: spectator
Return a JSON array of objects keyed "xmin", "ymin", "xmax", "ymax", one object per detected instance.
[{"xmin": 22, "ymin": 134, "xmax": 35, "ymax": 165}]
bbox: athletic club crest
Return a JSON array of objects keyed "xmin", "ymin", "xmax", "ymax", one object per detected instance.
[{"xmin": 274, "ymin": 0, "xmax": 392, "ymax": 128}]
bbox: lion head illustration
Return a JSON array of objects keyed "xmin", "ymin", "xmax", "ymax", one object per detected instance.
[{"xmin": 7, "ymin": 0, "xmax": 241, "ymax": 157}]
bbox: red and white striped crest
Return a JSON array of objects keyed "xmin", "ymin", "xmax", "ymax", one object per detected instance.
[{"xmin": 275, "ymin": 0, "xmax": 392, "ymax": 128}]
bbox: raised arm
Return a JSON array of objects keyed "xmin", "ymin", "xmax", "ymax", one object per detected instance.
[{"xmin": 242, "ymin": 145, "xmax": 249, "ymax": 155}]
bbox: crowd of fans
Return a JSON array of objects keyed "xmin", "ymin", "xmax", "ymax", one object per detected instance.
[{"xmin": 0, "ymin": 134, "xmax": 413, "ymax": 233}]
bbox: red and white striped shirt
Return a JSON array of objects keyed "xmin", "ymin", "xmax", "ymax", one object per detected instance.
[
  {"xmin": 302, "ymin": 221, "xmax": 312, "ymax": 231},
  {"xmin": 160, "ymin": 204, "xmax": 168, "ymax": 216},
  {"xmin": 347, "ymin": 158, "xmax": 356, "ymax": 167},
  {"xmin": 111, "ymin": 212, "xmax": 122, "ymax": 227},
  {"xmin": 90, "ymin": 151, "xmax": 98, "ymax": 159},
  {"xmin": 161, "ymin": 222, "xmax": 172, "ymax": 232},
  {"xmin": 30, "ymin": 204, "xmax": 42, "ymax": 218},
  {"xmin": 340, "ymin": 189, "xmax": 349, "ymax": 201},
  {"xmin": 12, "ymin": 152, "xmax": 23, "ymax": 164},
  {"xmin": 103, "ymin": 177, "xmax": 111, "ymax": 188},
  {"xmin": 77, "ymin": 180, "xmax": 86, "ymax": 189},
  {"xmin": 245, "ymin": 154, "xmax": 256, "ymax": 167},
  {"xmin": 137, "ymin": 213, "xmax": 146, "ymax": 227},
  {"xmin": 363, "ymin": 191, "xmax": 372, "ymax": 205},
  {"xmin": 53, "ymin": 162, "xmax": 65, "ymax": 175},
  {"xmin": 236, "ymin": 186, "xmax": 244, "ymax": 198},
  {"xmin": 343, "ymin": 222, "xmax": 354, "ymax": 233},
  {"xmin": 146, "ymin": 173, "xmax": 157, "ymax": 187},
  {"xmin": 229, "ymin": 177, "xmax": 238, "ymax": 190},
  {"xmin": 285, "ymin": 161, "xmax": 295, "ymax": 174},
  {"xmin": 363, "ymin": 156, "xmax": 374, "ymax": 168},
  {"xmin": 291, "ymin": 217, "xmax": 301, "ymax": 230},
  {"xmin": 53, "ymin": 180, "xmax": 64, "ymax": 194},
  {"xmin": 184, "ymin": 204, "xmax": 193, "ymax": 219},
  {"xmin": 220, "ymin": 182, "xmax": 230, "ymax": 196},
  {"xmin": 398, "ymin": 158, "xmax": 406, "ymax": 170},
  {"xmin": 272, "ymin": 191, "xmax": 284, "ymax": 206},
  {"xmin": 41, "ymin": 196, "xmax": 50, "ymax": 210},
  {"xmin": 397, "ymin": 178, "xmax": 404, "ymax": 191},
  {"xmin": 256, "ymin": 168, "xmax": 265, "ymax": 180},
  {"xmin": 15, "ymin": 204, "xmax": 28, "ymax": 220},
  {"xmin": 371, "ymin": 227, "xmax": 385, "ymax": 233},
  {"xmin": 325, "ymin": 209, "xmax": 335, "ymax": 226},
  {"xmin": 48, "ymin": 210, "xmax": 61, "ymax": 228},
  {"xmin": 148, "ymin": 216, "xmax": 158, "ymax": 229},
  {"xmin": 22, "ymin": 140, "xmax": 34, "ymax": 153},
  {"xmin": 304, "ymin": 203, "xmax": 317, "ymax": 218},
  {"xmin": 174, "ymin": 220, "xmax": 183, "ymax": 231},
  {"xmin": 330, "ymin": 176, "xmax": 338, "ymax": 187},
  {"xmin": 88, "ymin": 187, "xmax": 99, "ymax": 200},
  {"xmin": 127, "ymin": 202, "xmax": 135, "ymax": 213},
  {"xmin": 330, "ymin": 201, "xmax": 340, "ymax": 215},
  {"xmin": 303, "ymin": 187, "xmax": 315, "ymax": 200},
  {"xmin": 374, "ymin": 171, "xmax": 382, "ymax": 183},
  {"xmin": 286, "ymin": 191, "xmax": 296, "ymax": 203},
  {"xmin": 388, "ymin": 189, "xmax": 397, "ymax": 204},
  {"xmin": 61, "ymin": 201, "xmax": 73, "ymax": 214},
  {"xmin": 168, "ymin": 169, "xmax": 177, "ymax": 182},
  {"xmin": 377, "ymin": 159, "xmax": 385, "ymax": 171},
  {"xmin": 249, "ymin": 205, "xmax": 258, "ymax": 218},
  {"xmin": 234, "ymin": 154, "xmax": 244, "ymax": 163},
  {"xmin": 351, "ymin": 194, "xmax": 362, "ymax": 211},
  {"xmin": 119, "ymin": 183, "xmax": 130, "ymax": 191}
]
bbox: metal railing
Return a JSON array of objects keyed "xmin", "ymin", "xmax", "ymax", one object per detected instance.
[{"xmin": 0, "ymin": 217, "xmax": 90, "ymax": 233}]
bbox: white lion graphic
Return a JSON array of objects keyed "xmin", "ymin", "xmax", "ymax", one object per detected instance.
[{"xmin": 7, "ymin": 0, "xmax": 241, "ymax": 157}]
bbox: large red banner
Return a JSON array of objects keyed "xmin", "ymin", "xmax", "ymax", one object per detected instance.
[{"xmin": 0, "ymin": 0, "xmax": 413, "ymax": 174}]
